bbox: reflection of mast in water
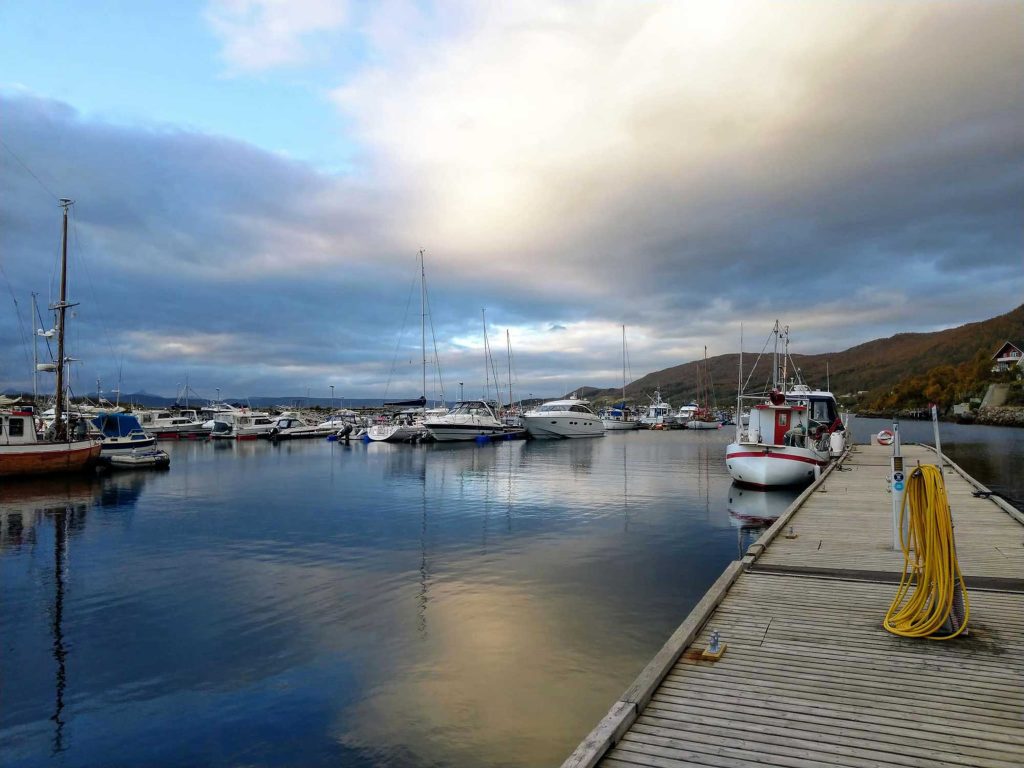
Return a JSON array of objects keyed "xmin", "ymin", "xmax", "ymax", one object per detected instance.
[
  {"xmin": 622, "ymin": 439, "xmax": 630, "ymax": 532},
  {"xmin": 417, "ymin": 457, "xmax": 430, "ymax": 639},
  {"xmin": 697, "ymin": 441, "xmax": 711, "ymax": 521},
  {"xmin": 50, "ymin": 506, "xmax": 69, "ymax": 755},
  {"xmin": 505, "ymin": 443, "xmax": 513, "ymax": 533}
]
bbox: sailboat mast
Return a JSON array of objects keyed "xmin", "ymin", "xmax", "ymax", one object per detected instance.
[
  {"xmin": 419, "ymin": 249, "xmax": 427, "ymax": 402},
  {"xmin": 481, "ymin": 308, "xmax": 489, "ymax": 402},
  {"xmin": 31, "ymin": 292, "xmax": 39, "ymax": 401},
  {"xmin": 506, "ymin": 329, "xmax": 513, "ymax": 413},
  {"xmin": 621, "ymin": 325, "xmax": 627, "ymax": 405},
  {"xmin": 53, "ymin": 198, "xmax": 73, "ymax": 440}
]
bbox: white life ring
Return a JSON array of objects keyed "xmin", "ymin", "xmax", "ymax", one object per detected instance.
[{"xmin": 877, "ymin": 429, "xmax": 895, "ymax": 446}]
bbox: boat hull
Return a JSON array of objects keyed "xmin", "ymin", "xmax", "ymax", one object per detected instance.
[
  {"xmin": 687, "ymin": 420, "xmax": 722, "ymax": 430},
  {"xmin": 424, "ymin": 422, "xmax": 507, "ymax": 442},
  {"xmin": 366, "ymin": 424, "xmax": 422, "ymax": 442},
  {"xmin": 522, "ymin": 415, "xmax": 605, "ymax": 439},
  {"xmin": 725, "ymin": 442, "xmax": 829, "ymax": 488},
  {"xmin": 602, "ymin": 419, "xmax": 639, "ymax": 431},
  {"xmin": 0, "ymin": 440, "xmax": 102, "ymax": 477},
  {"xmin": 99, "ymin": 436, "xmax": 157, "ymax": 455}
]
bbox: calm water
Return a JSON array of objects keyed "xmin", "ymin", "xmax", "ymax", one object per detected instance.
[{"xmin": 1, "ymin": 422, "xmax": 1019, "ymax": 767}]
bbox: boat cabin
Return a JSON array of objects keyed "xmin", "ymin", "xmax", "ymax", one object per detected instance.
[
  {"xmin": 746, "ymin": 388, "xmax": 842, "ymax": 448},
  {"xmin": 1, "ymin": 411, "xmax": 38, "ymax": 445},
  {"xmin": 90, "ymin": 413, "xmax": 150, "ymax": 441}
]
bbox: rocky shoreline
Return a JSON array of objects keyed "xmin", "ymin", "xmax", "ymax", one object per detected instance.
[
  {"xmin": 975, "ymin": 406, "xmax": 1024, "ymax": 427},
  {"xmin": 855, "ymin": 406, "xmax": 1024, "ymax": 427}
]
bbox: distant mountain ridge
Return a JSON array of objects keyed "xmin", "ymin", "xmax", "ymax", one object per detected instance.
[{"xmin": 581, "ymin": 304, "xmax": 1024, "ymax": 407}]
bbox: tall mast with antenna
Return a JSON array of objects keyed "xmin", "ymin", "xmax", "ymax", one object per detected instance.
[
  {"xmin": 772, "ymin": 319, "xmax": 780, "ymax": 390},
  {"xmin": 53, "ymin": 199, "xmax": 74, "ymax": 440}
]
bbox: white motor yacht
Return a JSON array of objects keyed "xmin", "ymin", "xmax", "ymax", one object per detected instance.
[
  {"xmin": 135, "ymin": 409, "xmax": 210, "ymax": 438},
  {"xmin": 208, "ymin": 409, "xmax": 275, "ymax": 440},
  {"xmin": 267, "ymin": 414, "xmax": 337, "ymax": 440},
  {"xmin": 424, "ymin": 400, "xmax": 508, "ymax": 441},
  {"xmin": 522, "ymin": 397, "xmax": 605, "ymax": 439}
]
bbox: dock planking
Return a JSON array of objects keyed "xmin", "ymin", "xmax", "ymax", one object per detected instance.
[{"xmin": 563, "ymin": 443, "xmax": 1024, "ymax": 768}]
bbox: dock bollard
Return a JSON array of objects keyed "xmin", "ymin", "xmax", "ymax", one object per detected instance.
[{"xmin": 701, "ymin": 629, "xmax": 727, "ymax": 661}]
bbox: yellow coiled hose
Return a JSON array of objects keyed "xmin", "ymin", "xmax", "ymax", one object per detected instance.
[{"xmin": 883, "ymin": 464, "xmax": 970, "ymax": 639}]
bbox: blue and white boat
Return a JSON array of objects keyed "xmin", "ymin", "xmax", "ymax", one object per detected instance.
[{"xmin": 90, "ymin": 412, "xmax": 156, "ymax": 456}]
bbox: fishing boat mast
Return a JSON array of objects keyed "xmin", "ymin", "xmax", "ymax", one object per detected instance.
[{"xmin": 52, "ymin": 198, "xmax": 75, "ymax": 441}]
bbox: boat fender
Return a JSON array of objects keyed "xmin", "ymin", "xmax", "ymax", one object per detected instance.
[{"xmin": 877, "ymin": 429, "xmax": 895, "ymax": 446}]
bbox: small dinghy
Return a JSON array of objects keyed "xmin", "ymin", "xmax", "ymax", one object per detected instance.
[{"xmin": 104, "ymin": 447, "xmax": 170, "ymax": 470}]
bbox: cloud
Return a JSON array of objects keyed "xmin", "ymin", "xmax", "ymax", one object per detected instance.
[
  {"xmin": 1, "ymin": 2, "xmax": 1022, "ymax": 399},
  {"xmin": 205, "ymin": 0, "xmax": 349, "ymax": 74},
  {"xmin": 332, "ymin": 1, "xmax": 1024, "ymax": 305}
]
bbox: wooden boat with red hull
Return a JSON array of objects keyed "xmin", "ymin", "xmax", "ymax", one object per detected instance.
[
  {"xmin": 0, "ymin": 416, "xmax": 102, "ymax": 476},
  {"xmin": 0, "ymin": 199, "xmax": 103, "ymax": 477}
]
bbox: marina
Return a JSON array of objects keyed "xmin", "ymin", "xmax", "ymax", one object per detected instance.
[
  {"xmin": 564, "ymin": 439, "xmax": 1024, "ymax": 768},
  {"xmin": 0, "ymin": 6, "xmax": 1021, "ymax": 766},
  {"xmin": 0, "ymin": 420, "xmax": 1020, "ymax": 767}
]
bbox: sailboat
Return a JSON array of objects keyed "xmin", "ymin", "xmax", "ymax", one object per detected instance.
[
  {"xmin": 0, "ymin": 199, "xmax": 102, "ymax": 476},
  {"xmin": 603, "ymin": 325, "xmax": 639, "ymax": 430},
  {"xmin": 686, "ymin": 346, "xmax": 721, "ymax": 429},
  {"xmin": 368, "ymin": 250, "xmax": 441, "ymax": 443}
]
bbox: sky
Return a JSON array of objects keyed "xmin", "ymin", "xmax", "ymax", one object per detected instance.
[{"xmin": 1, "ymin": 0, "xmax": 1021, "ymax": 402}]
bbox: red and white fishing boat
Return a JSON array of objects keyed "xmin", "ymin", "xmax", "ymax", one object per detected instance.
[{"xmin": 726, "ymin": 322, "xmax": 846, "ymax": 488}]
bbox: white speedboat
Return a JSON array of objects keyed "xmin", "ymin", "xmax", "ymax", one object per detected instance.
[
  {"xmin": 424, "ymin": 400, "xmax": 508, "ymax": 441},
  {"xmin": 726, "ymin": 323, "xmax": 846, "ymax": 488},
  {"xmin": 522, "ymin": 397, "xmax": 605, "ymax": 439},
  {"xmin": 366, "ymin": 408, "xmax": 426, "ymax": 442},
  {"xmin": 267, "ymin": 414, "xmax": 337, "ymax": 439}
]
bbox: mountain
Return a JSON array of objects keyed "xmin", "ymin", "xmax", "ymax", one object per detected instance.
[{"xmin": 584, "ymin": 304, "xmax": 1024, "ymax": 407}]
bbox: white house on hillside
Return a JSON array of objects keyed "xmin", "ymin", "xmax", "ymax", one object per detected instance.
[{"xmin": 991, "ymin": 340, "xmax": 1024, "ymax": 374}]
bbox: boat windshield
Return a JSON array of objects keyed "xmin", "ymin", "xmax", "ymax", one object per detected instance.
[{"xmin": 450, "ymin": 401, "xmax": 492, "ymax": 417}]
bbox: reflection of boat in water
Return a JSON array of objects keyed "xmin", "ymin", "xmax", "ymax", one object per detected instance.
[
  {"xmin": 0, "ymin": 475, "xmax": 102, "ymax": 551},
  {"xmin": 727, "ymin": 482, "xmax": 799, "ymax": 527}
]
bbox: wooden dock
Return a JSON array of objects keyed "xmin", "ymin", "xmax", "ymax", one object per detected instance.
[{"xmin": 563, "ymin": 443, "xmax": 1024, "ymax": 768}]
